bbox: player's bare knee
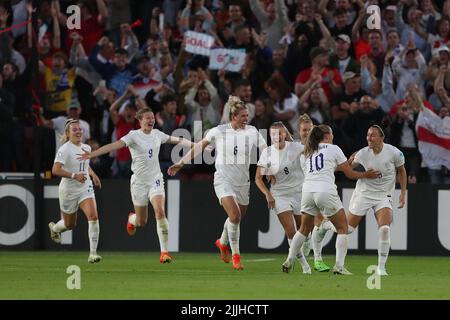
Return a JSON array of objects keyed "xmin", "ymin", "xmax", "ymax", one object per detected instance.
[
  {"xmin": 66, "ymin": 221, "xmax": 76, "ymax": 229},
  {"xmin": 154, "ymin": 208, "xmax": 165, "ymax": 220},
  {"xmin": 379, "ymin": 225, "xmax": 390, "ymax": 235},
  {"xmin": 335, "ymin": 224, "xmax": 348, "ymax": 234}
]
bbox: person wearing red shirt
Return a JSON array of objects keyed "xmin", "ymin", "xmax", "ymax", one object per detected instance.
[
  {"xmin": 295, "ymin": 46, "xmax": 343, "ymax": 101},
  {"xmin": 109, "ymin": 86, "xmax": 140, "ymax": 178},
  {"xmin": 65, "ymin": 0, "xmax": 108, "ymax": 55}
]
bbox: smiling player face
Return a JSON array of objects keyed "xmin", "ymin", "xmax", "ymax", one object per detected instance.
[
  {"xmin": 367, "ymin": 127, "xmax": 384, "ymax": 149},
  {"xmin": 68, "ymin": 122, "xmax": 83, "ymax": 145},
  {"xmin": 139, "ymin": 111, "xmax": 155, "ymax": 132},
  {"xmin": 232, "ymin": 109, "xmax": 249, "ymax": 128}
]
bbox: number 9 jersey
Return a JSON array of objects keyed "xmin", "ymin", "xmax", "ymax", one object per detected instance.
[{"xmin": 300, "ymin": 143, "xmax": 347, "ymax": 195}]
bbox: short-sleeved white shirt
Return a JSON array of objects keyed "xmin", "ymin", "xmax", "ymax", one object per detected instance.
[
  {"xmin": 301, "ymin": 143, "xmax": 347, "ymax": 195},
  {"xmin": 257, "ymin": 141, "xmax": 304, "ymax": 195},
  {"xmin": 120, "ymin": 129, "xmax": 170, "ymax": 183},
  {"xmin": 52, "ymin": 116, "xmax": 90, "ymax": 152},
  {"xmin": 54, "ymin": 141, "xmax": 92, "ymax": 192},
  {"xmin": 205, "ymin": 124, "xmax": 266, "ymax": 186},
  {"xmin": 353, "ymin": 143, "xmax": 405, "ymax": 198}
]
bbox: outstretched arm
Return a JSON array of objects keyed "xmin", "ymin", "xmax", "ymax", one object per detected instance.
[
  {"xmin": 168, "ymin": 139, "xmax": 210, "ymax": 175},
  {"xmin": 166, "ymin": 136, "xmax": 194, "ymax": 148},
  {"xmin": 78, "ymin": 140, "xmax": 126, "ymax": 160},
  {"xmin": 337, "ymin": 161, "xmax": 380, "ymax": 180}
]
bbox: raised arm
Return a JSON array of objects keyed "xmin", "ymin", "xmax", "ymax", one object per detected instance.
[
  {"xmin": 96, "ymin": 0, "xmax": 108, "ymax": 25},
  {"xmin": 51, "ymin": 1, "xmax": 61, "ymax": 49},
  {"xmin": 168, "ymin": 139, "xmax": 210, "ymax": 176}
]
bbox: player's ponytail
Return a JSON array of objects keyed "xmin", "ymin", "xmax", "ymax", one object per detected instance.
[
  {"xmin": 304, "ymin": 124, "xmax": 331, "ymax": 158},
  {"xmin": 61, "ymin": 119, "xmax": 80, "ymax": 143},
  {"xmin": 270, "ymin": 121, "xmax": 293, "ymax": 142}
]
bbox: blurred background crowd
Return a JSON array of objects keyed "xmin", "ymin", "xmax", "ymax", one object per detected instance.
[{"xmin": 1, "ymin": 0, "xmax": 450, "ymax": 184}]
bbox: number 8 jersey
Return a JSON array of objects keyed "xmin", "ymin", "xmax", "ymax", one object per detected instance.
[{"xmin": 300, "ymin": 143, "xmax": 347, "ymax": 195}]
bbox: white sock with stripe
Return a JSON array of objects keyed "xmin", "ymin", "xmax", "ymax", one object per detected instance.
[
  {"xmin": 156, "ymin": 218, "xmax": 169, "ymax": 252},
  {"xmin": 227, "ymin": 221, "xmax": 240, "ymax": 255},
  {"xmin": 88, "ymin": 220, "xmax": 100, "ymax": 255}
]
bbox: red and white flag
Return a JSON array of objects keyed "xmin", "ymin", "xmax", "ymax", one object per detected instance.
[{"xmin": 416, "ymin": 107, "xmax": 450, "ymax": 169}]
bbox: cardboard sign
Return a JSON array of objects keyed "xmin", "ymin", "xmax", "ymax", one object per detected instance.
[{"xmin": 209, "ymin": 48, "xmax": 246, "ymax": 72}]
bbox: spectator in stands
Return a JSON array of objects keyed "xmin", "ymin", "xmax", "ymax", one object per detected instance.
[
  {"xmin": 89, "ymin": 37, "xmax": 136, "ymax": 97},
  {"xmin": 249, "ymin": 0, "xmax": 290, "ymax": 50},
  {"xmin": 389, "ymin": 90, "xmax": 423, "ymax": 184},
  {"xmin": 40, "ymin": 51, "xmax": 76, "ymax": 117},
  {"xmin": 62, "ymin": 0, "xmax": 107, "ymax": 55},
  {"xmin": 343, "ymin": 95, "xmax": 386, "ymax": 155},
  {"xmin": 109, "ymin": 85, "xmax": 140, "ymax": 178},
  {"xmin": 368, "ymin": 29, "xmax": 386, "ymax": 79},
  {"xmin": 156, "ymin": 93, "xmax": 188, "ymax": 179},
  {"xmin": 250, "ymin": 97, "xmax": 275, "ymax": 131},
  {"xmin": 330, "ymin": 34, "xmax": 360, "ymax": 77},
  {"xmin": 179, "ymin": 0, "xmax": 214, "ymax": 34},
  {"xmin": 265, "ymin": 72, "xmax": 300, "ymax": 137},
  {"xmin": 295, "ymin": 46, "xmax": 342, "ymax": 101},
  {"xmin": 329, "ymin": 7, "xmax": 353, "ymax": 38},
  {"xmin": 298, "ymin": 79, "xmax": 330, "ymax": 124},
  {"xmin": 185, "ymin": 71, "xmax": 221, "ymax": 137},
  {"xmin": 39, "ymin": 98, "xmax": 90, "ymax": 155},
  {"xmin": 392, "ymin": 39, "xmax": 427, "ymax": 100},
  {"xmin": 222, "ymin": 2, "xmax": 248, "ymax": 45}
]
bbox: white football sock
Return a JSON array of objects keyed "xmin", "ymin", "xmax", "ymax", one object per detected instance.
[
  {"xmin": 88, "ymin": 220, "xmax": 100, "ymax": 255},
  {"xmin": 156, "ymin": 218, "xmax": 169, "ymax": 252},
  {"xmin": 220, "ymin": 218, "xmax": 229, "ymax": 246},
  {"xmin": 128, "ymin": 213, "xmax": 137, "ymax": 226},
  {"xmin": 287, "ymin": 231, "xmax": 306, "ymax": 262},
  {"xmin": 378, "ymin": 225, "xmax": 390, "ymax": 270},
  {"xmin": 348, "ymin": 225, "xmax": 355, "ymax": 234},
  {"xmin": 335, "ymin": 234, "xmax": 348, "ymax": 268},
  {"xmin": 52, "ymin": 219, "xmax": 67, "ymax": 233},
  {"xmin": 227, "ymin": 221, "xmax": 240, "ymax": 255},
  {"xmin": 323, "ymin": 220, "xmax": 337, "ymax": 232},
  {"xmin": 312, "ymin": 226, "xmax": 327, "ymax": 261},
  {"xmin": 288, "ymin": 237, "xmax": 309, "ymax": 268}
]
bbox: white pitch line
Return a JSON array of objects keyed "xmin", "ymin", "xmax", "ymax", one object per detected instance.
[{"xmin": 245, "ymin": 258, "xmax": 277, "ymax": 262}]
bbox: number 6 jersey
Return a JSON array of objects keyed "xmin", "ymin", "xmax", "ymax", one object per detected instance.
[
  {"xmin": 54, "ymin": 141, "xmax": 92, "ymax": 192},
  {"xmin": 300, "ymin": 143, "xmax": 347, "ymax": 195}
]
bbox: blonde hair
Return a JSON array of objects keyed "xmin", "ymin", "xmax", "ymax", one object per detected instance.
[
  {"xmin": 304, "ymin": 124, "xmax": 331, "ymax": 158},
  {"xmin": 270, "ymin": 121, "xmax": 293, "ymax": 142},
  {"xmin": 226, "ymin": 95, "xmax": 247, "ymax": 121},
  {"xmin": 61, "ymin": 119, "xmax": 80, "ymax": 143},
  {"xmin": 135, "ymin": 107, "xmax": 153, "ymax": 121},
  {"xmin": 298, "ymin": 113, "xmax": 313, "ymax": 127}
]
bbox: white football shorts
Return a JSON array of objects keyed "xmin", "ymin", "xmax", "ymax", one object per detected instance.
[
  {"xmin": 130, "ymin": 173, "xmax": 165, "ymax": 206},
  {"xmin": 59, "ymin": 183, "xmax": 95, "ymax": 214},
  {"xmin": 301, "ymin": 192, "xmax": 343, "ymax": 217},
  {"xmin": 349, "ymin": 192, "xmax": 393, "ymax": 217}
]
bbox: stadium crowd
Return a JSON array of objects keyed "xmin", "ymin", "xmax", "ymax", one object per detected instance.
[{"xmin": 0, "ymin": 0, "xmax": 449, "ymax": 184}]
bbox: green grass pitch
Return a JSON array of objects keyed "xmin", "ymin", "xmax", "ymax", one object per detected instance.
[{"xmin": 1, "ymin": 252, "xmax": 450, "ymax": 300}]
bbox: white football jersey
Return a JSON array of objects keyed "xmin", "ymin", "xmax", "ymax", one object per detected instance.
[
  {"xmin": 54, "ymin": 141, "xmax": 92, "ymax": 191},
  {"xmin": 353, "ymin": 143, "xmax": 405, "ymax": 198},
  {"xmin": 205, "ymin": 124, "xmax": 266, "ymax": 186},
  {"xmin": 301, "ymin": 143, "xmax": 347, "ymax": 194},
  {"xmin": 121, "ymin": 129, "xmax": 170, "ymax": 182},
  {"xmin": 258, "ymin": 141, "xmax": 304, "ymax": 194}
]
